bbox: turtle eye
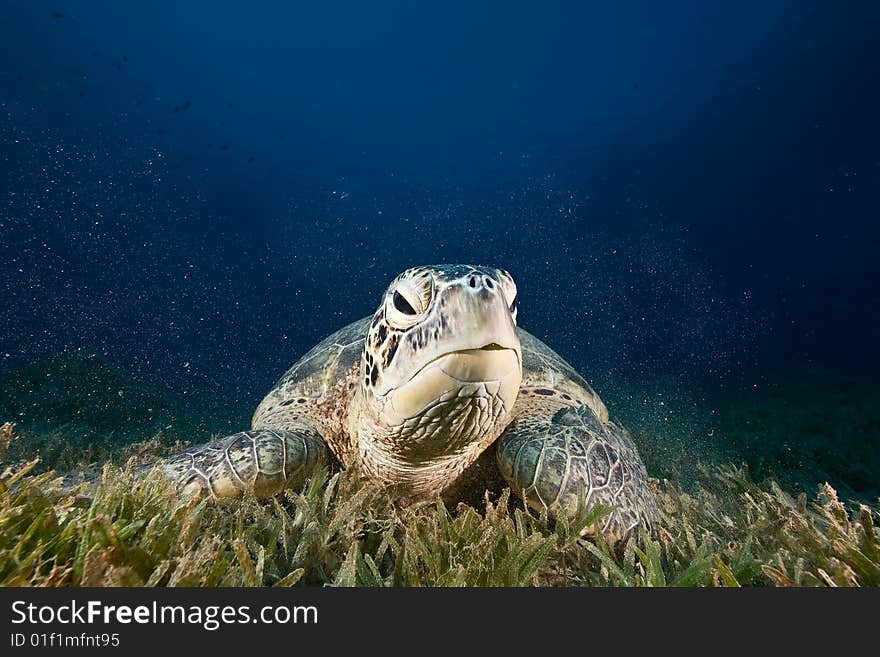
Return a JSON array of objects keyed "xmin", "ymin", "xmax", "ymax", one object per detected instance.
[
  {"xmin": 385, "ymin": 275, "xmax": 431, "ymax": 328},
  {"xmin": 509, "ymin": 296, "xmax": 517, "ymax": 314},
  {"xmin": 393, "ymin": 290, "xmax": 417, "ymax": 315}
]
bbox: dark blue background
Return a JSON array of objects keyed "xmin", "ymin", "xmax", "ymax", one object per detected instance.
[{"xmin": 2, "ymin": 1, "xmax": 878, "ymax": 410}]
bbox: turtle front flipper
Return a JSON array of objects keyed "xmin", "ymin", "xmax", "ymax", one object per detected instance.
[
  {"xmin": 496, "ymin": 405, "xmax": 659, "ymax": 541},
  {"xmin": 159, "ymin": 427, "xmax": 330, "ymax": 499}
]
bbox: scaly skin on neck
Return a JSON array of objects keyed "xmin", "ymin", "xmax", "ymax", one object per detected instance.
[{"xmin": 351, "ymin": 369, "xmax": 516, "ymax": 496}]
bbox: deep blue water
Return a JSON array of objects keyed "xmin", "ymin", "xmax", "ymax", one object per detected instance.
[{"xmin": 1, "ymin": 2, "xmax": 879, "ymax": 495}]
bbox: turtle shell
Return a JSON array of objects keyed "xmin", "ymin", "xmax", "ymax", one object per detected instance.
[
  {"xmin": 268, "ymin": 317, "xmax": 370, "ymax": 402},
  {"xmin": 517, "ymin": 327, "xmax": 609, "ymax": 422}
]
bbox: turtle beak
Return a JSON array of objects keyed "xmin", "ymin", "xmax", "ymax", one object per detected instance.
[{"xmin": 386, "ymin": 345, "xmax": 521, "ymax": 422}]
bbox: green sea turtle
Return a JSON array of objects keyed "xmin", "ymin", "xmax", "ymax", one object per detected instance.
[{"xmin": 153, "ymin": 265, "xmax": 659, "ymax": 540}]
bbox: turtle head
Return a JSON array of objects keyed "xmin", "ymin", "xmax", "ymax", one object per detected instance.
[{"xmin": 356, "ymin": 265, "xmax": 522, "ymax": 487}]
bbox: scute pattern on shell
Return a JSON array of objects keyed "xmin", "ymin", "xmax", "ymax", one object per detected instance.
[
  {"xmin": 271, "ymin": 317, "xmax": 370, "ymax": 397},
  {"xmin": 516, "ymin": 328, "xmax": 609, "ymax": 422}
]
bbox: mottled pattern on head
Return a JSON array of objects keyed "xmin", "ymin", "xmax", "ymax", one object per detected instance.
[
  {"xmin": 355, "ymin": 264, "xmax": 522, "ymax": 494},
  {"xmin": 361, "ymin": 265, "xmax": 518, "ymax": 395}
]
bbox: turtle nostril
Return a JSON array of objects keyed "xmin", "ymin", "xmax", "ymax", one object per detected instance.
[
  {"xmin": 468, "ymin": 275, "xmax": 478, "ymax": 288},
  {"xmin": 484, "ymin": 277, "xmax": 494, "ymax": 289}
]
